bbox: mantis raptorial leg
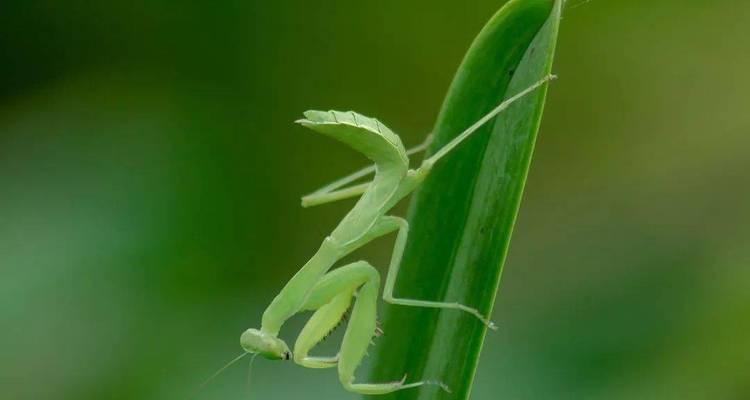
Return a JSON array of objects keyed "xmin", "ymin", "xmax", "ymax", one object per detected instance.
[{"xmin": 235, "ymin": 74, "xmax": 556, "ymax": 395}]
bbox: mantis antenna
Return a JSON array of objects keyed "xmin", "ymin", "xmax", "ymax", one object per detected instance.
[
  {"xmin": 246, "ymin": 353, "xmax": 259, "ymax": 399},
  {"xmin": 198, "ymin": 352, "xmax": 248, "ymax": 391},
  {"xmin": 198, "ymin": 351, "xmax": 259, "ymax": 397}
]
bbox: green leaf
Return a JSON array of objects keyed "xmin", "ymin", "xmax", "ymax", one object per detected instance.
[{"xmin": 368, "ymin": 1, "xmax": 562, "ymax": 399}]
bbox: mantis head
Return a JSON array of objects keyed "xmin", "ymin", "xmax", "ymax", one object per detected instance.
[{"xmin": 240, "ymin": 328, "xmax": 291, "ymax": 361}]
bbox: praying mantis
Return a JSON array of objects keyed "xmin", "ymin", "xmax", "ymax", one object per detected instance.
[{"xmin": 237, "ymin": 74, "xmax": 556, "ymax": 395}]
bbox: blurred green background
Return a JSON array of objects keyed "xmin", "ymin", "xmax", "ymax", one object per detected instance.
[{"xmin": 1, "ymin": 1, "xmax": 748, "ymax": 399}]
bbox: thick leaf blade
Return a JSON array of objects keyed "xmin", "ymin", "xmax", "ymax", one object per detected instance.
[{"xmin": 368, "ymin": 1, "xmax": 562, "ymax": 399}]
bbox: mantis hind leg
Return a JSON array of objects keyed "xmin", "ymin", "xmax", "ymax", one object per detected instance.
[
  {"xmin": 301, "ymin": 182, "xmax": 371, "ymax": 208},
  {"xmin": 299, "ymin": 135, "xmax": 434, "ymax": 208}
]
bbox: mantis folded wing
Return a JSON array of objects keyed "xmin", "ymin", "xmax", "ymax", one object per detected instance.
[{"xmin": 237, "ymin": 75, "xmax": 556, "ymax": 394}]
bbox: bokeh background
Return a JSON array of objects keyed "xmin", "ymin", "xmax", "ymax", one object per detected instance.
[{"xmin": 1, "ymin": 1, "xmax": 748, "ymax": 399}]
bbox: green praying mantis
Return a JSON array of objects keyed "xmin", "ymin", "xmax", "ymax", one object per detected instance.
[{"xmin": 232, "ymin": 74, "xmax": 556, "ymax": 395}]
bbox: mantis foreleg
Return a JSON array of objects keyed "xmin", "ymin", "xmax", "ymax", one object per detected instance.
[
  {"xmin": 292, "ymin": 261, "xmax": 431, "ymax": 394},
  {"xmin": 294, "ymin": 289, "xmax": 352, "ymax": 368}
]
